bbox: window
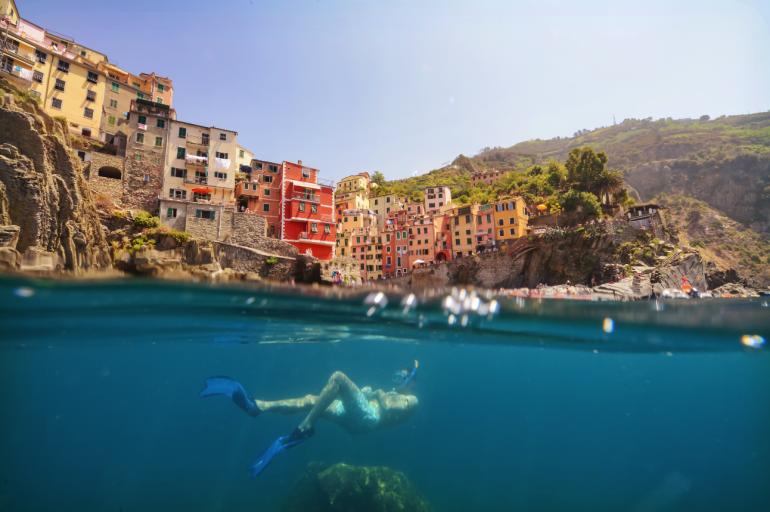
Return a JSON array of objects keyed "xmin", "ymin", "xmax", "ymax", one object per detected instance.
[
  {"xmin": 509, "ymin": 217, "xmax": 515, "ymax": 225},
  {"xmin": 219, "ymin": 133, "xmax": 227, "ymax": 141},
  {"xmin": 263, "ymin": 203, "xmax": 270, "ymax": 212},
  {"xmin": 467, "ymin": 238, "xmax": 472, "ymax": 245},
  {"xmin": 170, "ymin": 168, "xmax": 185, "ymax": 178},
  {"xmin": 195, "ymin": 209, "xmax": 216, "ymax": 220},
  {"xmin": 498, "ymin": 229, "xmax": 504, "ymax": 237},
  {"xmin": 54, "ymin": 79, "xmax": 65, "ymax": 91},
  {"xmin": 262, "ymin": 175, "xmax": 273, "ymax": 183},
  {"xmin": 80, "ymin": 50, "xmax": 87, "ymax": 57},
  {"xmin": 134, "ymin": 153, "xmax": 142, "ymax": 162},
  {"xmin": 51, "ymin": 98, "xmax": 62, "ymax": 109},
  {"xmin": 302, "ymin": 168, "xmax": 311, "ymax": 179},
  {"xmin": 201, "ymin": 133, "xmax": 209, "ymax": 145},
  {"xmin": 157, "ymin": 83, "xmax": 165, "ymax": 92},
  {"xmin": 155, "ymin": 136, "xmax": 163, "ymax": 147},
  {"xmin": 57, "ymin": 60, "xmax": 69, "ymax": 73},
  {"xmin": 87, "ymin": 71, "xmax": 98, "ymax": 83},
  {"xmin": 157, "ymin": 119, "xmax": 165, "ymax": 128},
  {"xmin": 298, "ymin": 202, "xmax": 306, "ymax": 212},
  {"xmin": 264, "ymin": 189, "xmax": 271, "ymax": 196},
  {"xmin": 455, "ymin": 239, "xmax": 460, "ymax": 246},
  {"xmin": 137, "ymin": 92, "xmax": 145, "ymax": 99},
  {"xmin": 82, "ymin": 128, "xmax": 92, "ymax": 137},
  {"xmin": 268, "ymin": 164, "xmax": 278, "ymax": 173},
  {"xmin": 310, "ymin": 223, "xmax": 318, "ymax": 233},
  {"xmin": 510, "ymin": 228, "xmax": 515, "ymax": 235},
  {"xmin": 35, "ymin": 50, "xmax": 47, "ymax": 64},
  {"xmin": 109, "ymin": 99, "xmax": 118, "ymax": 108},
  {"xmin": 166, "ymin": 208, "xmax": 177, "ymax": 218},
  {"xmin": 86, "ymin": 90, "xmax": 96, "ymax": 101},
  {"xmin": 111, "ymin": 82, "xmax": 119, "ymax": 92},
  {"xmin": 32, "ymin": 70, "xmax": 43, "ymax": 83},
  {"xmin": 239, "ymin": 149, "xmax": 244, "ymax": 158},
  {"xmin": 170, "ymin": 188, "xmax": 186, "ymax": 199},
  {"xmin": 137, "ymin": 115, "xmax": 147, "ymax": 125},
  {"xmin": 311, "ymin": 204, "xmax": 318, "ymax": 213},
  {"xmin": 136, "ymin": 133, "xmax": 144, "ymax": 144},
  {"xmin": 324, "ymin": 224, "xmax": 331, "ymax": 234},
  {"xmin": 193, "ymin": 192, "xmax": 212, "ymax": 202},
  {"xmin": 215, "ymin": 152, "xmax": 229, "ymax": 159},
  {"xmin": 178, "ymin": 127, "xmax": 186, "ymax": 138},
  {"xmin": 214, "ymin": 171, "xmax": 227, "ymax": 180},
  {"xmin": 108, "ymin": 115, "xmax": 116, "ymax": 126},
  {"xmin": 156, "ymin": 97, "xmax": 162, "ymax": 104},
  {"xmin": 176, "ymin": 147, "xmax": 185, "ymax": 159},
  {"xmin": 498, "ymin": 219, "xmax": 504, "ymax": 226}
]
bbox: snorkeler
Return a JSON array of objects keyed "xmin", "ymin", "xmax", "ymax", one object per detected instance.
[{"xmin": 200, "ymin": 360, "xmax": 419, "ymax": 476}]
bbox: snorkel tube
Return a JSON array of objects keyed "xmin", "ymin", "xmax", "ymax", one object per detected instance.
[{"xmin": 396, "ymin": 360, "xmax": 419, "ymax": 390}]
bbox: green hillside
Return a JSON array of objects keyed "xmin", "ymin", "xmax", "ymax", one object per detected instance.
[{"xmin": 379, "ymin": 112, "xmax": 770, "ymax": 284}]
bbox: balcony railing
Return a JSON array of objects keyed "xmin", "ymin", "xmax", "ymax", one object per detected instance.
[
  {"xmin": 186, "ymin": 137, "xmax": 209, "ymax": 147},
  {"xmin": 0, "ymin": 65, "xmax": 32, "ymax": 82},
  {"xmin": 289, "ymin": 211, "xmax": 334, "ymax": 223},
  {"xmin": 291, "ymin": 192, "xmax": 319, "ymax": 202},
  {"xmin": 185, "ymin": 154, "xmax": 208, "ymax": 166}
]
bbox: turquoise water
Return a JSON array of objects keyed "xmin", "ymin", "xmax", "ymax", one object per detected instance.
[{"xmin": 0, "ymin": 277, "xmax": 768, "ymax": 512}]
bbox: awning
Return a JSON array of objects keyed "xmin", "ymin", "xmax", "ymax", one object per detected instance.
[{"xmin": 191, "ymin": 187, "xmax": 212, "ymax": 194}]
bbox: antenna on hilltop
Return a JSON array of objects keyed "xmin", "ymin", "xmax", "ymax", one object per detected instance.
[{"xmin": 613, "ymin": 115, "xmax": 616, "ymax": 126}]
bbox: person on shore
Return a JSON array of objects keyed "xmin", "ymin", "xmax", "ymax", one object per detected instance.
[{"xmin": 200, "ymin": 361, "xmax": 419, "ymax": 476}]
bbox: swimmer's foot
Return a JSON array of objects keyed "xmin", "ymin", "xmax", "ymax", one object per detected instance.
[
  {"xmin": 250, "ymin": 427, "xmax": 314, "ymax": 477},
  {"xmin": 200, "ymin": 376, "xmax": 260, "ymax": 417}
]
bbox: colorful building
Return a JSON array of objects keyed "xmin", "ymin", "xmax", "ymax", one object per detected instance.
[
  {"xmin": 407, "ymin": 215, "xmax": 436, "ymax": 265},
  {"xmin": 234, "ymin": 158, "xmax": 282, "ymax": 237},
  {"xmin": 336, "ymin": 208, "xmax": 382, "ymax": 280},
  {"xmin": 492, "ymin": 196, "xmax": 529, "ymax": 242},
  {"xmin": 159, "ymin": 119, "xmax": 238, "ymax": 234},
  {"xmin": 334, "ymin": 172, "xmax": 370, "ymax": 219},
  {"xmin": 382, "ymin": 210, "xmax": 410, "ymax": 277},
  {"xmin": 424, "ymin": 186, "xmax": 452, "ymax": 215},
  {"xmin": 280, "ymin": 161, "xmax": 336, "ymax": 260},
  {"xmin": 1, "ymin": 1, "xmax": 170, "ymax": 141},
  {"xmin": 370, "ymin": 193, "xmax": 406, "ymax": 228}
]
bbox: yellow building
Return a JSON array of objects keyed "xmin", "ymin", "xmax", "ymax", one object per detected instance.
[
  {"xmin": 335, "ymin": 172, "xmax": 370, "ymax": 218},
  {"xmin": 492, "ymin": 196, "xmax": 528, "ymax": 241},
  {"xmin": 370, "ymin": 193, "xmax": 405, "ymax": 228},
  {"xmin": 1, "ymin": 2, "xmax": 171, "ymax": 141},
  {"xmin": 335, "ymin": 208, "xmax": 382, "ymax": 280}
]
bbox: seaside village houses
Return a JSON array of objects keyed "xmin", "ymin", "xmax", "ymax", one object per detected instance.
[{"xmin": 6, "ymin": 0, "xmax": 662, "ymax": 284}]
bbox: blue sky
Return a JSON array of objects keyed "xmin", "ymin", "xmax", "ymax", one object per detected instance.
[{"xmin": 20, "ymin": 0, "xmax": 770, "ymax": 181}]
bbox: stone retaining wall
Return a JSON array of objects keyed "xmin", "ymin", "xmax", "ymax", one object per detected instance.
[
  {"xmin": 86, "ymin": 152, "xmax": 125, "ymax": 201},
  {"xmin": 212, "ymin": 242, "xmax": 295, "ymax": 280}
]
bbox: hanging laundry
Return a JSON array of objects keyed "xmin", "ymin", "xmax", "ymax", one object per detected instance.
[{"xmin": 214, "ymin": 158, "xmax": 231, "ymax": 170}]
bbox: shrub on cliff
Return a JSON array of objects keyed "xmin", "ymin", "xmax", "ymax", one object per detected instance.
[{"xmin": 133, "ymin": 211, "xmax": 160, "ymax": 229}]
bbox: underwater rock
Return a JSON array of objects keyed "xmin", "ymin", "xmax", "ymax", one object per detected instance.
[{"xmin": 283, "ymin": 462, "xmax": 431, "ymax": 512}]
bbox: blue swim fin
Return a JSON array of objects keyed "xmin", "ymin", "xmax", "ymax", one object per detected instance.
[
  {"xmin": 200, "ymin": 376, "xmax": 260, "ymax": 417},
  {"xmin": 250, "ymin": 427, "xmax": 314, "ymax": 477}
]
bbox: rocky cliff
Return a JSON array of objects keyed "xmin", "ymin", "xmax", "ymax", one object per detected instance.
[{"xmin": 0, "ymin": 79, "xmax": 111, "ymax": 273}]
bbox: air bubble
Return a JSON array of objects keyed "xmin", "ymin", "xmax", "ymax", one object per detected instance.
[{"xmin": 740, "ymin": 334, "xmax": 765, "ymax": 349}]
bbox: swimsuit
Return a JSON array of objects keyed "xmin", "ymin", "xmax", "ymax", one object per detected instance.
[{"xmin": 326, "ymin": 388, "xmax": 381, "ymax": 433}]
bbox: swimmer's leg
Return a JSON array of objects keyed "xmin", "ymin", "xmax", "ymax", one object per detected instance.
[
  {"xmin": 297, "ymin": 371, "xmax": 363, "ymax": 432},
  {"xmin": 255, "ymin": 395, "xmax": 318, "ymax": 415}
]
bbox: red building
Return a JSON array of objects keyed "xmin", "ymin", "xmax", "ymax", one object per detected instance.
[
  {"xmin": 382, "ymin": 210, "xmax": 410, "ymax": 277},
  {"xmin": 280, "ymin": 161, "xmax": 336, "ymax": 260}
]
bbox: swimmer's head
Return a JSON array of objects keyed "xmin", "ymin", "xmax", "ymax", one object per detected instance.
[{"xmin": 381, "ymin": 393, "xmax": 419, "ymax": 426}]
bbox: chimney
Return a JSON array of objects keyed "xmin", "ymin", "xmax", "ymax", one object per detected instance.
[{"xmin": 298, "ymin": 160, "xmax": 302, "ymax": 166}]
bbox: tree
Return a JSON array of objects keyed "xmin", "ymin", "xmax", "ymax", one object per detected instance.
[
  {"xmin": 559, "ymin": 190, "xmax": 602, "ymax": 224},
  {"xmin": 371, "ymin": 171, "xmax": 386, "ymax": 187}
]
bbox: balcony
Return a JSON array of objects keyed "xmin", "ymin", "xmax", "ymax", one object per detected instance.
[
  {"xmin": 291, "ymin": 192, "xmax": 319, "ymax": 202},
  {"xmin": 184, "ymin": 173, "xmax": 230, "ymax": 189},
  {"xmin": 1, "ymin": 43, "xmax": 36, "ymax": 66},
  {"xmin": 0, "ymin": 64, "xmax": 32, "ymax": 83},
  {"xmin": 185, "ymin": 154, "xmax": 208, "ymax": 167},
  {"xmin": 186, "ymin": 137, "xmax": 209, "ymax": 148}
]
